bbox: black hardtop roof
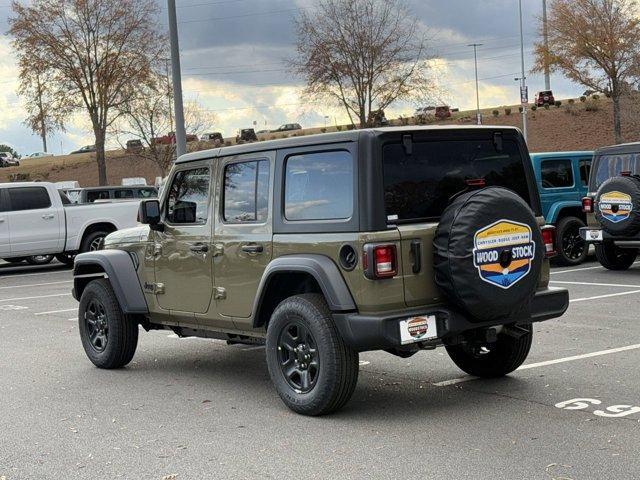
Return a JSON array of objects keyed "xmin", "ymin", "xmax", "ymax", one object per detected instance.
[
  {"xmin": 595, "ymin": 141, "xmax": 640, "ymax": 157},
  {"xmin": 175, "ymin": 125, "xmax": 523, "ymax": 164}
]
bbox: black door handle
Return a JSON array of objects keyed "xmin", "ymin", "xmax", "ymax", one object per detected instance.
[
  {"xmin": 190, "ymin": 243, "xmax": 209, "ymax": 253},
  {"xmin": 410, "ymin": 240, "xmax": 421, "ymax": 274},
  {"xmin": 241, "ymin": 244, "xmax": 264, "ymax": 254}
]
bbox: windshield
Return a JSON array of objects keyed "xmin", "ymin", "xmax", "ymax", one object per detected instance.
[
  {"xmin": 382, "ymin": 138, "xmax": 531, "ymax": 222},
  {"xmin": 591, "ymin": 152, "xmax": 640, "ymax": 190}
]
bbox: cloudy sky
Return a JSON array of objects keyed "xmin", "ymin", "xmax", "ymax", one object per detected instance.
[{"xmin": 0, "ymin": 0, "xmax": 582, "ymax": 156}]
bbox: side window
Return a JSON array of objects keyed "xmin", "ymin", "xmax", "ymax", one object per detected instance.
[
  {"xmin": 579, "ymin": 159, "xmax": 591, "ymax": 186},
  {"xmin": 87, "ymin": 190, "xmax": 110, "ymax": 202},
  {"xmin": 0, "ymin": 189, "xmax": 7, "ymax": 212},
  {"xmin": 114, "ymin": 189, "xmax": 134, "ymax": 199},
  {"xmin": 541, "ymin": 159, "xmax": 574, "ymax": 188},
  {"xmin": 166, "ymin": 167, "xmax": 210, "ymax": 224},
  {"xmin": 223, "ymin": 160, "xmax": 269, "ymax": 223},
  {"xmin": 138, "ymin": 188, "xmax": 157, "ymax": 198},
  {"xmin": 284, "ymin": 150, "xmax": 353, "ymax": 221},
  {"xmin": 7, "ymin": 187, "xmax": 52, "ymax": 211}
]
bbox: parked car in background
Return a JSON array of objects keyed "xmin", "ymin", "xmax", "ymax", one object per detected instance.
[
  {"xmin": 151, "ymin": 132, "xmax": 198, "ymax": 145},
  {"xmin": 272, "ymin": 123, "xmax": 302, "ymax": 133},
  {"xmin": 77, "ymin": 185, "xmax": 157, "ymax": 203},
  {"xmin": 0, "ymin": 152, "xmax": 20, "ymax": 167},
  {"xmin": 200, "ymin": 132, "xmax": 224, "ymax": 143},
  {"xmin": 70, "ymin": 145, "xmax": 96, "ymax": 155},
  {"xmin": 256, "ymin": 129, "xmax": 270, "ymax": 135},
  {"xmin": 530, "ymin": 151, "xmax": 593, "ymax": 265},
  {"xmin": 536, "ymin": 90, "xmax": 555, "ymax": 106},
  {"xmin": 125, "ymin": 139, "xmax": 144, "ymax": 153},
  {"xmin": 0, "ymin": 182, "xmax": 141, "ymax": 265},
  {"xmin": 236, "ymin": 128, "xmax": 258, "ymax": 143},
  {"xmin": 27, "ymin": 152, "xmax": 54, "ymax": 158},
  {"xmin": 435, "ymin": 106, "xmax": 451, "ymax": 120}
]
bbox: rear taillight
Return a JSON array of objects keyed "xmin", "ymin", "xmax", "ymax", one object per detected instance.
[
  {"xmin": 363, "ymin": 244, "xmax": 397, "ymax": 279},
  {"xmin": 541, "ymin": 225, "xmax": 557, "ymax": 258},
  {"xmin": 582, "ymin": 196, "xmax": 594, "ymax": 213}
]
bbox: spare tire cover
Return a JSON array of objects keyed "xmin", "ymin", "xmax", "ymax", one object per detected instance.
[
  {"xmin": 434, "ymin": 187, "xmax": 544, "ymax": 322},
  {"xmin": 594, "ymin": 176, "xmax": 640, "ymax": 236}
]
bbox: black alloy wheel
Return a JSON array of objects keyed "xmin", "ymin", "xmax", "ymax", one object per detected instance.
[
  {"xmin": 277, "ymin": 321, "xmax": 320, "ymax": 393},
  {"xmin": 84, "ymin": 298, "xmax": 109, "ymax": 353}
]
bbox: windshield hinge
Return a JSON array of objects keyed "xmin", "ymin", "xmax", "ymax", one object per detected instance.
[{"xmin": 402, "ymin": 134, "xmax": 413, "ymax": 155}]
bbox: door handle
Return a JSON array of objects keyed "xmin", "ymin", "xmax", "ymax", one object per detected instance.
[
  {"xmin": 410, "ymin": 240, "xmax": 422, "ymax": 274},
  {"xmin": 42, "ymin": 214, "xmax": 55, "ymax": 220},
  {"xmin": 189, "ymin": 243, "xmax": 209, "ymax": 253},
  {"xmin": 241, "ymin": 244, "xmax": 264, "ymax": 254},
  {"xmin": 0, "ymin": 218, "xmax": 4, "ymax": 223}
]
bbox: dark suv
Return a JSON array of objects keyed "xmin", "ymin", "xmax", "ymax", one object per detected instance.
[{"xmin": 71, "ymin": 127, "xmax": 568, "ymax": 415}]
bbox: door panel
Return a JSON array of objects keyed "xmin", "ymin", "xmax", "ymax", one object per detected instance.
[
  {"xmin": 398, "ymin": 222, "xmax": 442, "ymax": 307},
  {"xmin": 153, "ymin": 164, "xmax": 214, "ymax": 314},
  {"xmin": 0, "ymin": 189, "xmax": 8, "ymax": 256},
  {"xmin": 213, "ymin": 155, "xmax": 273, "ymax": 322},
  {"xmin": 6, "ymin": 186, "xmax": 62, "ymax": 255}
]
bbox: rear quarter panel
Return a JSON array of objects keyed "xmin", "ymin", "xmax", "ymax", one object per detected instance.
[{"xmin": 64, "ymin": 201, "xmax": 141, "ymax": 250}]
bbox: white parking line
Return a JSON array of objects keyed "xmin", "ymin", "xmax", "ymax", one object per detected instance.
[
  {"xmin": 0, "ymin": 270, "xmax": 71, "ymax": 279},
  {"xmin": 0, "ymin": 280, "xmax": 72, "ymax": 290},
  {"xmin": 551, "ymin": 261, "xmax": 640, "ymax": 275},
  {"xmin": 570, "ymin": 289, "xmax": 640, "ymax": 303},
  {"xmin": 550, "ymin": 280, "xmax": 640, "ymax": 288},
  {"xmin": 434, "ymin": 343, "xmax": 640, "ymax": 387},
  {"xmin": 0, "ymin": 293, "xmax": 71, "ymax": 303},
  {"xmin": 34, "ymin": 307, "xmax": 77, "ymax": 316}
]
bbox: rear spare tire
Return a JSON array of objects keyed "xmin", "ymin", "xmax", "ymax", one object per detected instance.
[
  {"xmin": 594, "ymin": 176, "xmax": 640, "ymax": 236},
  {"xmin": 434, "ymin": 187, "xmax": 544, "ymax": 323}
]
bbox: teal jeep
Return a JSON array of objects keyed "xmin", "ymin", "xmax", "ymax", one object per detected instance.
[{"xmin": 530, "ymin": 151, "xmax": 593, "ymax": 265}]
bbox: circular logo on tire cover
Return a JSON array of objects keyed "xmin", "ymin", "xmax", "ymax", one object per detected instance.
[
  {"xmin": 598, "ymin": 191, "xmax": 632, "ymax": 223},
  {"xmin": 473, "ymin": 220, "xmax": 536, "ymax": 289}
]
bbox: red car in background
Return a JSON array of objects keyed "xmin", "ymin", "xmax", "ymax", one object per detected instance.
[{"xmin": 536, "ymin": 90, "xmax": 555, "ymax": 106}]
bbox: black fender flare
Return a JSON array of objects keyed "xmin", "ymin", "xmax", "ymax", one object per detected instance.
[
  {"xmin": 72, "ymin": 250, "xmax": 148, "ymax": 314},
  {"xmin": 252, "ymin": 254, "xmax": 356, "ymax": 327}
]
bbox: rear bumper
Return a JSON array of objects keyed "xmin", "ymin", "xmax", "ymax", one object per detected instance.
[
  {"xmin": 579, "ymin": 227, "xmax": 640, "ymax": 247},
  {"xmin": 333, "ymin": 288, "xmax": 569, "ymax": 352}
]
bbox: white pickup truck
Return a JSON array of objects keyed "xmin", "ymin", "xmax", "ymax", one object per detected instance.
[{"xmin": 0, "ymin": 182, "xmax": 140, "ymax": 265}]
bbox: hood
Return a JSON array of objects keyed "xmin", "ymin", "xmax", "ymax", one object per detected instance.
[{"xmin": 104, "ymin": 225, "xmax": 151, "ymax": 246}]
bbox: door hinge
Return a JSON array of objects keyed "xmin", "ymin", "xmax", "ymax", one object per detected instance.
[
  {"xmin": 144, "ymin": 282, "xmax": 165, "ymax": 294},
  {"xmin": 212, "ymin": 243, "xmax": 224, "ymax": 257},
  {"xmin": 213, "ymin": 287, "xmax": 226, "ymax": 300},
  {"xmin": 153, "ymin": 243, "xmax": 162, "ymax": 256}
]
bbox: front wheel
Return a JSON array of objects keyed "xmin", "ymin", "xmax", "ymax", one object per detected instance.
[
  {"xmin": 26, "ymin": 255, "xmax": 54, "ymax": 266},
  {"xmin": 265, "ymin": 294, "xmax": 359, "ymax": 416},
  {"xmin": 595, "ymin": 242, "xmax": 638, "ymax": 270},
  {"xmin": 555, "ymin": 216, "xmax": 588, "ymax": 266},
  {"xmin": 446, "ymin": 325, "xmax": 533, "ymax": 378},
  {"xmin": 78, "ymin": 279, "xmax": 138, "ymax": 369},
  {"xmin": 3, "ymin": 257, "xmax": 27, "ymax": 264}
]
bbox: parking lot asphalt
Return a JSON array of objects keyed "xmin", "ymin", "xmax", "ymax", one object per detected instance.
[{"xmin": 1, "ymin": 259, "xmax": 640, "ymax": 480}]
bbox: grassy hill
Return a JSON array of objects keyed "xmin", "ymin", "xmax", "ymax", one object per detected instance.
[{"xmin": 1, "ymin": 96, "xmax": 636, "ymax": 186}]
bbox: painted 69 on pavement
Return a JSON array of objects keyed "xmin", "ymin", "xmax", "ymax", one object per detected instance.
[{"xmin": 473, "ymin": 220, "xmax": 536, "ymax": 289}]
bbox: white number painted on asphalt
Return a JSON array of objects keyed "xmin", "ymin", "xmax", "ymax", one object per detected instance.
[
  {"xmin": 0, "ymin": 305, "xmax": 28, "ymax": 311},
  {"xmin": 555, "ymin": 398, "xmax": 640, "ymax": 418}
]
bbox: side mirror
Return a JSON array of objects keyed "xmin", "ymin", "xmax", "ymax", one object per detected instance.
[{"xmin": 138, "ymin": 199, "xmax": 163, "ymax": 231}]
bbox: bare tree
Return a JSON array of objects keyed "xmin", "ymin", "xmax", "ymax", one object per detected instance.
[
  {"xmin": 291, "ymin": 0, "xmax": 434, "ymax": 128},
  {"xmin": 533, "ymin": 0, "xmax": 640, "ymax": 143},
  {"xmin": 9, "ymin": 0, "xmax": 165, "ymax": 185},
  {"xmin": 116, "ymin": 74, "xmax": 216, "ymax": 176},
  {"xmin": 18, "ymin": 56, "xmax": 69, "ymax": 153}
]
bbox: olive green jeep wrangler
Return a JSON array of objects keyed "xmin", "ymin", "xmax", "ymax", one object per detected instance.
[{"xmin": 72, "ymin": 126, "xmax": 569, "ymax": 415}]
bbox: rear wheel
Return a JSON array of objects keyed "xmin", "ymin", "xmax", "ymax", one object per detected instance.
[
  {"xmin": 80, "ymin": 230, "xmax": 108, "ymax": 253},
  {"xmin": 446, "ymin": 325, "xmax": 533, "ymax": 378},
  {"xmin": 26, "ymin": 255, "xmax": 54, "ymax": 266},
  {"xmin": 78, "ymin": 279, "xmax": 138, "ymax": 369},
  {"xmin": 595, "ymin": 242, "xmax": 638, "ymax": 270},
  {"xmin": 3, "ymin": 257, "xmax": 27, "ymax": 264},
  {"xmin": 265, "ymin": 294, "xmax": 359, "ymax": 416},
  {"xmin": 554, "ymin": 216, "xmax": 587, "ymax": 266}
]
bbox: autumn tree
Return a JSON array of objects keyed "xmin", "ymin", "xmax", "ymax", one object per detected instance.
[
  {"xmin": 291, "ymin": 0, "xmax": 434, "ymax": 128},
  {"xmin": 116, "ymin": 73, "xmax": 216, "ymax": 176},
  {"xmin": 9, "ymin": 0, "xmax": 165, "ymax": 185},
  {"xmin": 534, "ymin": 0, "xmax": 640, "ymax": 143}
]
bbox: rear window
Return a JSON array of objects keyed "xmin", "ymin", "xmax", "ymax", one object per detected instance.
[
  {"xmin": 541, "ymin": 159, "xmax": 573, "ymax": 188},
  {"xmin": 592, "ymin": 153, "xmax": 640, "ymax": 190},
  {"xmin": 86, "ymin": 190, "xmax": 110, "ymax": 202},
  {"xmin": 383, "ymin": 139, "xmax": 531, "ymax": 222}
]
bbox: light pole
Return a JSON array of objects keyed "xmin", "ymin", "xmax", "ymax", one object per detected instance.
[
  {"xmin": 167, "ymin": 0, "xmax": 187, "ymax": 157},
  {"xmin": 542, "ymin": 0, "xmax": 551, "ymax": 91},
  {"xmin": 468, "ymin": 43, "xmax": 483, "ymax": 125},
  {"xmin": 518, "ymin": 0, "xmax": 528, "ymax": 143}
]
